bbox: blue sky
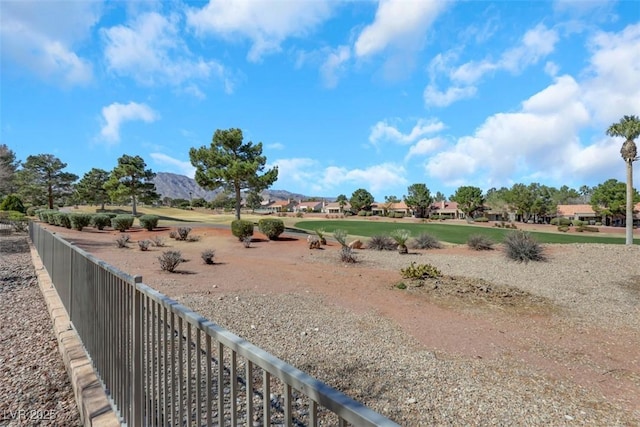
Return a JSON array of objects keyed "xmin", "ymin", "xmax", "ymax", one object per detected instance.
[{"xmin": 1, "ymin": 0, "xmax": 639, "ymax": 201}]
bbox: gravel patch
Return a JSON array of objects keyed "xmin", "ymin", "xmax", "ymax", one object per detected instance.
[
  {"xmin": 0, "ymin": 235, "xmax": 81, "ymax": 427},
  {"xmin": 177, "ymin": 242, "xmax": 640, "ymax": 425}
]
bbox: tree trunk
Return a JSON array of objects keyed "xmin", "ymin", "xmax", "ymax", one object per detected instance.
[
  {"xmin": 132, "ymin": 194, "xmax": 137, "ymax": 216},
  {"xmin": 625, "ymin": 160, "xmax": 634, "ymax": 245},
  {"xmin": 234, "ymin": 184, "xmax": 242, "ymax": 220}
]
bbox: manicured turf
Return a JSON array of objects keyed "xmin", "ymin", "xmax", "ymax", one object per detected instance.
[{"xmin": 294, "ymin": 220, "xmax": 639, "ymax": 245}]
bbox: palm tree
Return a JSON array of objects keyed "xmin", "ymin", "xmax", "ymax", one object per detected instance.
[{"xmin": 607, "ymin": 115, "xmax": 640, "ymax": 245}]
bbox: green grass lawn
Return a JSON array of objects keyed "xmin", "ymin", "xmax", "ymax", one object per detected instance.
[{"xmin": 294, "ymin": 220, "xmax": 639, "ymax": 245}]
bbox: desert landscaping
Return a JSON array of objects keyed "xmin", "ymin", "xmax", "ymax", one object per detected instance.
[{"xmin": 18, "ymin": 218, "xmax": 639, "ymax": 426}]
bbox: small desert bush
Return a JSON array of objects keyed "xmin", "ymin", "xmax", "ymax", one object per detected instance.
[
  {"xmin": 177, "ymin": 226, "xmax": 192, "ymax": 241},
  {"xmin": 138, "ymin": 214, "xmax": 159, "ymax": 231},
  {"xmin": 400, "ymin": 262, "xmax": 442, "ymax": 280},
  {"xmin": 151, "ymin": 235, "xmax": 165, "ymax": 247},
  {"xmin": 12, "ymin": 220, "xmax": 28, "ymax": 233},
  {"xmin": 340, "ymin": 246, "xmax": 357, "ymax": 263},
  {"xmin": 231, "ymin": 220, "xmax": 254, "ymax": 241},
  {"xmin": 411, "ymin": 233, "xmax": 442, "ymax": 249},
  {"xmin": 367, "ymin": 235, "xmax": 396, "ymax": 251},
  {"xmin": 115, "ymin": 234, "xmax": 130, "ymax": 248},
  {"xmin": 467, "ymin": 234, "xmax": 495, "ymax": 251},
  {"xmin": 70, "ymin": 213, "xmax": 92, "ymax": 231},
  {"xmin": 503, "ymin": 230, "xmax": 546, "ymax": 263},
  {"xmin": 53, "ymin": 212, "xmax": 71, "ymax": 228},
  {"xmin": 201, "ymin": 249, "xmax": 215, "ymax": 265},
  {"xmin": 333, "ymin": 229, "xmax": 348, "ymax": 247},
  {"xmin": 315, "ymin": 228, "xmax": 327, "ymax": 245},
  {"xmin": 111, "ymin": 215, "xmax": 134, "ymax": 232},
  {"xmin": 242, "ymin": 236, "xmax": 252, "ymax": 248},
  {"xmin": 91, "ymin": 214, "xmax": 111, "ymax": 230},
  {"xmin": 158, "ymin": 250, "xmax": 183, "ymax": 272},
  {"xmin": 258, "ymin": 218, "xmax": 285, "ymax": 240},
  {"xmin": 395, "ymin": 282, "xmax": 407, "ymax": 290},
  {"xmin": 169, "ymin": 230, "xmax": 178, "ymax": 239},
  {"xmin": 138, "ymin": 240, "xmax": 152, "ymax": 251}
]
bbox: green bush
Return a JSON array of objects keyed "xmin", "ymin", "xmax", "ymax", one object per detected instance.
[
  {"xmin": 111, "ymin": 215, "xmax": 134, "ymax": 232},
  {"xmin": 0, "ymin": 194, "xmax": 26, "ymax": 213},
  {"xmin": 583, "ymin": 226, "xmax": 599, "ymax": 232},
  {"xmin": 467, "ymin": 234, "xmax": 494, "ymax": 250},
  {"xmin": 572, "ymin": 219, "xmax": 584, "ymax": 227},
  {"xmin": 367, "ymin": 235, "xmax": 396, "ymax": 251},
  {"xmin": 258, "ymin": 218, "xmax": 285, "ymax": 240},
  {"xmin": 91, "ymin": 214, "xmax": 111, "ymax": 230},
  {"xmin": 473, "ymin": 216, "xmax": 489, "ymax": 222},
  {"xmin": 139, "ymin": 214, "xmax": 159, "ymax": 231},
  {"xmin": 557, "ymin": 225, "xmax": 569, "ymax": 232},
  {"xmin": 393, "ymin": 212, "xmax": 404, "ymax": 218},
  {"xmin": 411, "ymin": 233, "xmax": 442, "ymax": 249},
  {"xmin": 503, "ymin": 231, "xmax": 546, "ymax": 263},
  {"xmin": 400, "ymin": 262, "xmax": 441, "ymax": 280},
  {"xmin": 0, "ymin": 210, "xmax": 26, "ymax": 221},
  {"xmin": 357, "ymin": 210, "xmax": 367, "ymax": 216},
  {"xmin": 69, "ymin": 213, "xmax": 93, "ymax": 231},
  {"xmin": 550, "ymin": 217, "xmax": 571, "ymax": 226},
  {"xmin": 53, "ymin": 212, "xmax": 71, "ymax": 228},
  {"xmin": 26, "ymin": 206, "xmax": 39, "ymax": 217},
  {"xmin": 231, "ymin": 220, "xmax": 254, "ymax": 241}
]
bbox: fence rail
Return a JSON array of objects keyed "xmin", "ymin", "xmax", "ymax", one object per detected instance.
[{"xmin": 29, "ymin": 222, "xmax": 399, "ymax": 427}]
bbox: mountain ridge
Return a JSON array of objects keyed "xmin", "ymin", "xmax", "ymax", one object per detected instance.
[{"xmin": 152, "ymin": 172, "xmax": 329, "ymax": 202}]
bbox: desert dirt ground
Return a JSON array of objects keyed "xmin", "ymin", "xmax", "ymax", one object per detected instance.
[{"xmin": 38, "ymin": 220, "xmax": 640, "ymax": 422}]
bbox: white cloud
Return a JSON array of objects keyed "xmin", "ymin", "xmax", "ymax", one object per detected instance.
[
  {"xmin": 354, "ymin": 0, "xmax": 448, "ymax": 58},
  {"xmin": 102, "ymin": 12, "xmax": 233, "ymax": 93},
  {"xmin": 186, "ymin": 0, "xmax": 333, "ymax": 62},
  {"xmin": 0, "ymin": 1, "xmax": 98, "ymax": 85},
  {"xmin": 581, "ymin": 23, "xmax": 640, "ymax": 125},
  {"xmin": 405, "ymin": 137, "xmax": 446, "ymax": 161},
  {"xmin": 426, "ymin": 23, "xmax": 559, "ymax": 108},
  {"xmin": 150, "ymin": 153, "xmax": 196, "ymax": 178},
  {"xmin": 423, "ymin": 84, "xmax": 477, "ymax": 107},
  {"xmin": 320, "ymin": 45, "xmax": 351, "ymax": 88},
  {"xmin": 425, "ymin": 75, "xmax": 591, "ymax": 187},
  {"xmin": 369, "ymin": 118, "xmax": 445, "ymax": 146},
  {"xmin": 270, "ymin": 158, "xmax": 407, "ymax": 199},
  {"xmin": 267, "ymin": 142, "xmax": 285, "ymax": 150},
  {"xmin": 321, "ymin": 163, "xmax": 407, "ymax": 196},
  {"xmin": 99, "ymin": 102, "xmax": 159, "ymax": 143}
]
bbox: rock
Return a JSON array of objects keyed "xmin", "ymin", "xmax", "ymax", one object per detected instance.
[{"xmin": 348, "ymin": 239, "xmax": 363, "ymax": 249}]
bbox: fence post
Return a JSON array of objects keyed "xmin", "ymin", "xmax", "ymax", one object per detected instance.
[{"xmin": 132, "ymin": 276, "xmax": 143, "ymax": 427}]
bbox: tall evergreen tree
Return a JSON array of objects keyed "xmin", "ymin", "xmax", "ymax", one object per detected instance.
[
  {"xmin": 404, "ymin": 184, "xmax": 432, "ymax": 218},
  {"xmin": 0, "ymin": 144, "xmax": 20, "ymax": 197},
  {"xmin": 15, "ymin": 154, "xmax": 77, "ymax": 208},
  {"xmin": 76, "ymin": 168, "xmax": 110, "ymax": 210},
  {"xmin": 104, "ymin": 155, "xmax": 158, "ymax": 216},
  {"xmin": 189, "ymin": 128, "xmax": 278, "ymax": 220}
]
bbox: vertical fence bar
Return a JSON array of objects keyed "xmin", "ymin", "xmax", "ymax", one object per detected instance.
[
  {"xmin": 186, "ymin": 322, "xmax": 193, "ymax": 425},
  {"xmin": 284, "ymin": 384, "xmax": 292, "ymax": 427},
  {"xmin": 132, "ymin": 278, "xmax": 143, "ymax": 427},
  {"xmin": 206, "ymin": 335, "xmax": 212, "ymax": 427},
  {"xmin": 310, "ymin": 400, "xmax": 317, "ymax": 427},
  {"xmin": 246, "ymin": 361, "xmax": 253, "ymax": 427},
  {"xmin": 156, "ymin": 302, "xmax": 162, "ymax": 426},
  {"xmin": 230, "ymin": 350, "xmax": 237, "ymax": 427},
  {"xmin": 177, "ymin": 316, "xmax": 184, "ymax": 426},
  {"xmin": 263, "ymin": 371, "xmax": 270, "ymax": 427},
  {"xmin": 196, "ymin": 329, "xmax": 202, "ymax": 427},
  {"xmin": 218, "ymin": 342, "xmax": 224, "ymax": 427},
  {"xmin": 145, "ymin": 295, "xmax": 152, "ymax": 426},
  {"xmin": 163, "ymin": 306, "xmax": 169, "ymax": 426},
  {"xmin": 170, "ymin": 310, "xmax": 176, "ymax": 426}
]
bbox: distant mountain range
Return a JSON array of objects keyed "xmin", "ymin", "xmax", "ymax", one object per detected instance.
[{"xmin": 152, "ymin": 172, "xmax": 323, "ymax": 202}]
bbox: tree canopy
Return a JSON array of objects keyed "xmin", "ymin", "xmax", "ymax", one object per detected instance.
[
  {"xmin": 450, "ymin": 185, "xmax": 484, "ymax": 219},
  {"xmin": 76, "ymin": 168, "xmax": 110, "ymax": 210},
  {"xmin": 189, "ymin": 128, "xmax": 278, "ymax": 220},
  {"xmin": 349, "ymin": 188, "xmax": 374, "ymax": 212},
  {"xmin": 15, "ymin": 154, "xmax": 77, "ymax": 209},
  {"xmin": 104, "ymin": 155, "xmax": 158, "ymax": 216},
  {"xmin": 607, "ymin": 115, "xmax": 640, "ymax": 162},
  {"xmin": 404, "ymin": 183, "xmax": 432, "ymax": 218},
  {"xmin": 591, "ymin": 178, "xmax": 639, "ymax": 220},
  {"xmin": 0, "ymin": 144, "xmax": 19, "ymax": 197}
]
